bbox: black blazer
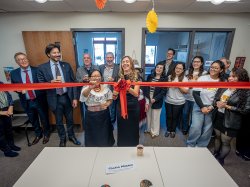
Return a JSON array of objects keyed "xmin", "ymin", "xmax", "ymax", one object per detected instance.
[
  {"xmin": 213, "ymin": 88, "xmax": 250, "ymax": 130},
  {"xmin": 10, "ymin": 66, "xmax": 45, "ymax": 110},
  {"xmin": 158, "ymin": 60, "xmax": 176, "ymax": 77},
  {"xmin": 143, "ymin": 74, "xmax": 167, "ymax": 109},
  {"xmin": 37, "ymin": 61, "xmax": 77, "ymax": 112}
]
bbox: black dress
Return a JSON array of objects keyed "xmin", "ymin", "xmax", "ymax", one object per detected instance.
[
  {"xmin": 85, "ymin": 109, "xmax": 115, "ymax": 147},
  {"xmin": 117, "ymin": 93, "xmax": 140, "ymax": 147}
]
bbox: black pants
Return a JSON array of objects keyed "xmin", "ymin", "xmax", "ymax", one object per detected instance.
[
  {"xmin": 53, "ymin": 94, "xmax": 75, "ymax": 141},
  {"xmin": 165, "ymin": 103, "xmax": 184, "ymax": 132},
  {"xmin": 25, "ymin": 98, "xmax": 50, "ymax": 137},
  {"xmin": 0, "ymin": 108, "xmax": 14, "ymax": 152}
]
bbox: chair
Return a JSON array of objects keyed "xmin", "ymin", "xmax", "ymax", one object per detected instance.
[{"xmin": 12, "ymin": 99, "xmax": 32, "ymax": 146}]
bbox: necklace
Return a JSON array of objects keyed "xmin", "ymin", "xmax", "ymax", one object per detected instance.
[{"xmin": 94, "ymin": 85, "xmax": 101, "ymax": 92}]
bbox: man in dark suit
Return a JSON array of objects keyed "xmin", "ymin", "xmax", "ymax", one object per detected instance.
[
  {"xmin": 158, "ymin": 48, "xmax": 176, "ymax": 77},
  {"xmin": 99, "ymin": 52, "xmax": 119, "ymax": 124},
  {"xmin": 11, "ymin": 52, "xmax": 50, "ymax": 145},
  {"xmin": 37, "ymin": 44, "xmax": 80, "ymax": 147}
]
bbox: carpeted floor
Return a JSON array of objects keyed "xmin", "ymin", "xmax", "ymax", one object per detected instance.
[{"xmin": 0, "ymin": 126, "xmax": 249, "ymax": 187}]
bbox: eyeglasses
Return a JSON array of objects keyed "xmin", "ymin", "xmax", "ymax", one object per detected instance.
[
  {"xmin": 210, "ymin": 66, "xmax": 220, "ymax": 70},
  {"xmin": 90, "ymin": 76, "xmax": 101, "ymax": 78},
  {"xmin": 193, "ymin": 61, "xmax": 201, "ymax": 63},
  {"xmin": 17, "ymin": 58, "xmax": 28, "ymax": 62},
  {"xmin": 175, "ymin": 67, "xmax": 183, "ymax": 71}
]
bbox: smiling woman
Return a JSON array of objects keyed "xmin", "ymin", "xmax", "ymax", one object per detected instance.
[{"xmin": 115, "ymin": 56, "xmax": 140, "ymax": 147}]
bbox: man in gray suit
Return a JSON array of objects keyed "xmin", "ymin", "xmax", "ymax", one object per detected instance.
[
  {"xmin": 76, "ymin": 53, "xmax": 99, "ymax": 83},
  {"xmin": 99, "ymin": 52, "xmax": 119, "ymax": 125}
]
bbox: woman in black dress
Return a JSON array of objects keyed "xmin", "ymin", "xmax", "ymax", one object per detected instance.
[
  {"xmin": 113, "ymin": 56, "xmax": 140, "ymax": 146},
  {"xmin": 80, "ymin": 70, "xmax": 115, "ymax": 147}
]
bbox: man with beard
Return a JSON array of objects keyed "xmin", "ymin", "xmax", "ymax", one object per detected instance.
[
  {"xmin": 99, "ymin": 52, "xmax": 119, "ymax": 125},
  {"xmin": 37, "ymin": 44, "xmax": 80, "ymax": 147}
]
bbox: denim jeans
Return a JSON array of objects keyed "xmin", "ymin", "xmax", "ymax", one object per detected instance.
[
  {"xmin": 181, "ymin": 100, "xmax": 194, "ymax": 132},
  {"xmin": 186, "ymin": 103, "xmax": 213, "ymax": 147}
]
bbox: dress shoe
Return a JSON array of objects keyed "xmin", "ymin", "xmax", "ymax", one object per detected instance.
[
  {"xmin": 4, "ymin": 150, "xmax": 19, "ymax": 157},
  {"xmin": 170, "ymin": 132, "xmax": 176, "ymax": 138},
  {"xmin": 164, "ymin": 131, "xmax": 170, "ymax": 137},
  {"xmin": 32, "ymin": 136, "xmax": 43, "ymax": 145},
  {"xmin": 9, "ymin": 145, "xmax": 21, "ymax": 152},
  {"xmin": 42, "ymin": 136, "xmax": 50, "ymax": 144},
  {"xmin": 59, "ymin": 140, "xmax": 66, "ymax": 147},
  {"xmin": 69, "ymin": 137, "xmax": 81, "ymax": 145}
]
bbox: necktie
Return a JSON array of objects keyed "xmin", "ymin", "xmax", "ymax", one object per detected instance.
[
  {"xmin": 23, "ymin": 70, "xmax": 36, "ymax": 100},
  {"xmin": 55, "ymin": 63, "xmax": 64, "ymax": 95}
]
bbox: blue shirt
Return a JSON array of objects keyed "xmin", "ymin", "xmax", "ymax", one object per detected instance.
[{"xmin": 49, "ymin": 60, "xmax": 67, "ymax": 93}]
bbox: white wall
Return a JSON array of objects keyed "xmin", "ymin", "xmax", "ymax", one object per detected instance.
[{"xmin": 0, "ymin": 12, "xmax": 250, "ymax": 82}]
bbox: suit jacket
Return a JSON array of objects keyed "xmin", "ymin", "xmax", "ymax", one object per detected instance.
[
  {"xmin": 212, "ymin": 88, "xmax": 250, "ymax": 130},
  {"xmin": 158, "ymin": 60, "xmax": 176, "ymax": 77},
  {"xmin": 143, "ymin": 74, "xmax": 168, "ymax": 109},
  {"xmin": 76, "ymin": 65, "xmax": 100, "ymax": 83},
  {"xmin": 10, "ymin": 66, "xmax": 45, "ymax": 110},
  {"xmin": 99, "ymin": 63, "xmax": 120, "ymax": 82},
  {"xmin": 37, "ymin": 61, "xmax": 77, "ymax": 112}
]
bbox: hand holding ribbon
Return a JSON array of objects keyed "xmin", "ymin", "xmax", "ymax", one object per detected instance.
[{"xmin": 113, "ymin": 79, "xmax": 131, "ymax": 119}]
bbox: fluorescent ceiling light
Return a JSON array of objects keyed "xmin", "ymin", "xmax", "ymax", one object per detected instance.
[
  {"xmin": 197, "ymin": 0, "xmax": 240, "ymax": 4},
  {"xmin": 35, "ymin": 0, "xmax": 48, "ymax": 3},
  {"xmin": 124, "ymin": 0, "xmax": 137, "ymax": 3},
  {"xmin": 211, "ymin": 0, "xmax": 225, "ymax": 5}
]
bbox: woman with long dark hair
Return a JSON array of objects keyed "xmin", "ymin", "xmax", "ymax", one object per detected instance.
[
  {"xmin": 181, "ymin": 56, "xmax": 207, "ymax": 135},
  {"xmin": 144, "ymin": 63, "xmax": 167, "ymax": 138},
  {"xmin": 187, "ymin": 60, "xmax": 225, "ymax": 147},
  {"xmin": 212, "ymin": 68, "xmax": 250, "ymax": 165},
  {"xmin": 80, "ymin": 70, "xmax": 114, "ymax": 147},
  {"xmin": 165, "ymin": 62, "xmax": 189, "ymax": 138}
]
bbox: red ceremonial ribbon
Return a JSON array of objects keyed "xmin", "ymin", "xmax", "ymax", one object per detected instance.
[
  {"xmin": 113, "ymin": 79, "xmax": 131, "ymax": 119},
  {"xmin": 1, "ymin": 81, "xmax": 250, "ymax": 119}
]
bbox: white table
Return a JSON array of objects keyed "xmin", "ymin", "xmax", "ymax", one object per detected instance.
[
  {"xmin": 13, "ymin": 147, "xmax": 98, "ymax": 187},
  {"xmin": 154, "ymin": 147, "xmax": 238, "ymax": 187},
  {"xmin": 14, "ymin": 147, "xmax": 238, "ymax": 187},
  {"xmin": 89, "ymin": 147, "xmax": 164, "ymax": 187}
]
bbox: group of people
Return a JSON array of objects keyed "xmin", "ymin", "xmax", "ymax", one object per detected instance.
[{"xmin": 0, "ymin": 46, "xmax": 249, "ymax": 167}]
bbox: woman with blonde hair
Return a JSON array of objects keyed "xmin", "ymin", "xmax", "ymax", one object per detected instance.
[{"xmin": 113, "ymin": 56, "xmax": 140, "ymax": 146}]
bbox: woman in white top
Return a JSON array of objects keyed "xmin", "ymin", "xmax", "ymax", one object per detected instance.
[
  {"xmin": 187, "ymin": 60, "xmax": 226, "ymax": 147},
  {"xmin": 165, "ymin": 62, "xmax": 189, "ymax": 138},
  {"xmin": 80, "ymin": 70, "xmax": 115, "ymax": 147},
  {"xmin": 181, "ymin": 56, "xmax": 207, "ymax": 135}
]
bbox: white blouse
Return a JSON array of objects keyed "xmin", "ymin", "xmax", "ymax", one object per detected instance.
[{"xmin": 79, "ymin": 84, "xmax": 112, "ymax": 106}]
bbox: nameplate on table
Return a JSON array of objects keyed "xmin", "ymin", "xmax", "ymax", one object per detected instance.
[{"xmin": 105, "ymin": 160, "xmax": 135, "ymax": 174}]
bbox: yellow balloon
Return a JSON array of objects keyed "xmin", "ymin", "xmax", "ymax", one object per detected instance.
[{"xmin": 146, "ymin": 9, "xmax": 158, "ymax": 33}]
